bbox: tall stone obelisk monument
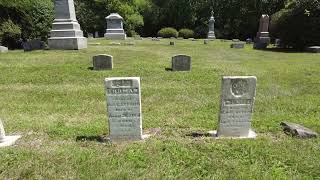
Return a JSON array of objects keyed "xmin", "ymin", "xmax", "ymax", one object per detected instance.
[
  {"xmin": 48, "ymin": 0, "xmax": 87, "ymax": 50},
  {"xmin": 208, "ymin": 11, "xmax": 216, "ymax": 39}
]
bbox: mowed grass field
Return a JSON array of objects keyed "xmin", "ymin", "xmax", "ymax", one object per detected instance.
[{"xmin": 0, "ymin": 38, "xmax": 319, "ymax": 179}]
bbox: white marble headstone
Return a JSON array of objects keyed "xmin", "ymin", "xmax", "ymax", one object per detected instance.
[
  {"xmin": 216, "ymin": 76, "xmax": 257, "ymax": 138},
  {"xmin": 105, "ymin": 77, "xmax": 143, "ymax": 141}
]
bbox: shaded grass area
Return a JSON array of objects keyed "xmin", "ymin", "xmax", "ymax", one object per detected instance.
[{"xmin": 0, "ymin": 38, "xmax": 319, "ymax": 179}]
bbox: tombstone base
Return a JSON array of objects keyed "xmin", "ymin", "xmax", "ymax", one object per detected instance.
[
  {"xmin": 208, "ymin": 129, "xmax": 257, "ymax": 139},
  {"xmin": 107, "ymin": 134, "xmax": 152, "ymax": 143},
  {"xmin": 0, "ymin": 135, "xmax": 21, "ymax": 147},
  {"xmin": 48, "ymin": 37, "xmax": 87, "ymax": 50},
  {"xmin": 104, "ymin": 33, "xmax": 126, "ymax": 40}
]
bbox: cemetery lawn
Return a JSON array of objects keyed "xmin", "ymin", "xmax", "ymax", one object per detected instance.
[{"xmin": 0, "ymin": 38, "xmax": 320, "ymax": 179}]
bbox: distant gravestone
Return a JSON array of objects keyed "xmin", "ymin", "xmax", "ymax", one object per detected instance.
[
  {"xmin": 204, "ymin": 39, "xmax": 209, "ymax": 45},
  {"xmin": 172, "ymin": 55, "xmax": 191, "ymax": 71},
  {"xmin": 230, "ymin": 43, "xmax": 245, "ymax": 49},
  {"xmin": 0, "ymin": 46, "xmax": 8, "ymax": 53},
  {"xmin": 94, "ymin": 31, "xmax": 99, "ymax": 38},
  {"xmin": 254, "ymin": 14, "xmax": 270, "ymax": 49},
  {"xmin": 306, "ymin": 46, "xmax": 320, "ymax": 53},
  {"xmin": 22, "ymin": 39, "xmax": 45, "ymax": 52},
  {"xmin": 93, "ymin": 54, "xmax": 113, "ymax": 70},
  {"xmin": 152, "ymin": 38, "xmax": 160, "ymax": 41},
  {"xmin": 88, "ymin": 33, "xmax": 94, "ymax": 38},
  {"xmin": 246, "ymin": 38, "xmax": 253, "ymax": 44},
  {"xmin": 170, "ymin": 41, "xmax": 175, "ymax": 45},
  {"xmin": 275, "ymin": 39, "xmax": 281, "ymax": 47},
  {"xmin": 105, "ymin": 77, "xmax": 149, "ymax": 141},
  {"xmin": 48, "ymin": 0, "xmax": 87, "ymax": 50},
  {"xmin": 232, "ymin": 39, "xmax": 240, "ymax": 42},
  {"xmin": 104, "ymin": 13, "xmax": 126, "ymax": 40},
  {"xmin": 208, "ymin": 11, "xmax": 216, "ymax": 39},
  {"xmin": 211, "ymin": 76, "xmax": 257, "ymax": 138},
  {"xmin": 0, "ymin": 119, "xmax": 21, "ymax": 147},
  {"xmin": 177, "ymin": 37, "xmax": 183, "ymax": 40}
]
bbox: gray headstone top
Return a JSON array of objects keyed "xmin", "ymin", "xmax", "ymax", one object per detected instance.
[
  {"xmin": 306, "ymin": 46, "xmax": 320, "ymax": 53},
  {"xmin": 230, "ymin": 43, "xmax": 245, "ymax": 49},
  {"xmin": 217, "ymin": 76, "xmax": 257, "ymax": 138},
  {"xmin": 281, "ymin": 122, "xmax": 318, "ymax": 138},
  {"xmin": 106, "ymin": 13, "xmax": 124, "ymax": 20},
  {"xmin": 105, "ymin": 77, "xmax": 143, "ymax": 141}
]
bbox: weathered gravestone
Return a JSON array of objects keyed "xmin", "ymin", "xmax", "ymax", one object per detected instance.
[
  {"xmin": 246, "ymin": 38, "xmax": 253, "ymax": 44},
  {"xmin": 280, "ymin": 122, "xmax": 318, "ymax": 138},
  {"xmin": 211, "ymin": 76, "xmax": 257, "ymax": 138},
  {"xmin": 94, "ymin": 31, "xmax": 99, "ymax": 38},
  {"xmin": 93, "ymin": 54, "xmax": 113, "ymax": 70},
  {"xmin": 88, "ymin": 33, "xmax": 94, "ymax": 38},
  {"xmin": 0, "ymin": 46, "xmax": 8, "ymax": 53},
  {"xmin": 104, "ymin": 13, "xmax": 126, "ymax": 40},
  {"xmin": 105, "ymin": 77, "xmax": 150, "ymax": 142},
  {"xmin": 208, "ymin": 11, "xmax": 216, "ymax": 39},
  {"xmin": 48, "ymin": 0, "xmax": 87, "ymax": 50},
  {"xmin": 170, "ymin": 41, "xmax": 175, "ymax": 45},
  {"xmin": 172, "ymin": 55, "xmax": 191, "ymax": 71},
  {"xmin": 22, "ymin": 39, "xmax": 45, "ymax": 52},
  {"xmin": 306, "ymin": 46, "xmax": 320, "ymax": 53},
  {"xmin": 204, "ymin": 39, "xmax": 209, "ymax": 45},
  {"xmin": 254, "ymin": 14, "xmax": 270, "ymax": 49},
  {"xmin": 275, "ymin": 39, "xmax": 281, "ymax": 48},
  {"xmin": 230, "ymin": 43, "xmax": 245, "ymax": 49},
  {"xmin": 0, "ymin": 119, "xmax": 21, "ymax": 147}
]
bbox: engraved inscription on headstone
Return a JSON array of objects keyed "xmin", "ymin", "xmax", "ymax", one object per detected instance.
[
  {"xmin": 105, "ymin": 77, "xmax": 142, "ymax": 141},
  {"xmin": 217, "ymin": 76, "xmax": 257, "ymax": 138}
]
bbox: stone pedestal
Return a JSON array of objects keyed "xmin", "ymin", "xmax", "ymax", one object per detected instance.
[
  {"xmin": 208, "ymin": 11, "xmax": 216, "ymax": 39},
  {"xmin": 254, "ymin": 14, "xmax": 270, "ymax": 49},
  {"xmin": 104, "ymin": 13, "xmax": 126, "ymax": 40},
  {"xmin": 48, "ymin": 0, "xmax": 87, "ymax": 50}
]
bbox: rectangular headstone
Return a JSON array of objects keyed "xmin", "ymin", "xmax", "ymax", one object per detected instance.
[
  {"xmin": 105, "ymin": 77, "xmax": 142, "ymax": 141},
  {"xmin": 172, "ymin": 55, "xmax": 191, "ymax": 71},
  {"xmin": 217, "ymin": 76, "xmax": 257, "ymax": 138},
  {"xmin": 93, "ymin": 54, "xmax": 113, "ymax": 70},
  {"xmin": 230, "ymin": 43, "xmax": 245, "ymax": 49}
]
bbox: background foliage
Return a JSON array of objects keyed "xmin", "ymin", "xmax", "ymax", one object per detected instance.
[{"xmin": 1, "ymin": 0, "xmax": 319, "ymax": 49}]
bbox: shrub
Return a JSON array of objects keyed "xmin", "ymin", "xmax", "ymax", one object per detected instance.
[
  {"xmin": 178, "ymin": 28, "xmax": 194, "ymax": 39},
  {"xmin": 270, "ymin": 0, "xmax": 320, "ymax": 49},
  {"xmin": 157, "ymin": 27, "xmax": 178, "ymax": 38},
  {"xmin": 0, "ymin": 19, "xmax": 21, "ymax": 49}
]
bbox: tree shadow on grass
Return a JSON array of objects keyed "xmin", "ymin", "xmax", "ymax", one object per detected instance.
[
  {"xmin": 87, "ymin": 67, "xmax": 94, "ymax": 70},
  {"xmin": 186, "ymin": 132, "xmax": 212, "ymax": 138},
  {"xmin": 165, "ymin": 67, "xmax": 172, "ymax": 71}
]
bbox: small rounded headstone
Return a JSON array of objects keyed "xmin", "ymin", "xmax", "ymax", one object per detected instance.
[
  {"xmin": 170, "ymin": 42, "xmax": 175, "ymax": 46},
  {"xmin": 93, "ymin": 54, "xmax": 113, "ymax": 70},
  {"xmin": 171, "ymin": 54, "xmax": 191, "ymax": 71},
  {"xmin": 204, "ymin": 39, "xmax": 209, "ymax": 45}
]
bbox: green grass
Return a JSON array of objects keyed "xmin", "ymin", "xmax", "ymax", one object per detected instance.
[{"xmin": 0, "ymin": 38, "xmax": 319, "ymax": 179}]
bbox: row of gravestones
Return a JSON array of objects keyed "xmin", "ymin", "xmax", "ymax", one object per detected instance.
[
  {"xmin": 93, "ymin": 54, "xmax": 191, "ymax": 71},
  {"xmin": 105, "ymin": 76, "xmax": 257, "ymax": 142},
  {"xmin": 1, "ymin": 75, "xmax": 318, "ymax": 146}
]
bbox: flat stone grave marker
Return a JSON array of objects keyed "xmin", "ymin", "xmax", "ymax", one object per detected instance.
[
  {"xmin": 93, "ymin": 54, "xmax": 113, "ymax": 70},
  {"xmin": 306, "ymin": 46, "xmax": 320, "ymax": 53},
  {"xmin": 0, "ymin": 46, "xmax": 8, "ymax": 53},
  {"xmin": 246, "ymin": 38, "xmax": 253, "ymax": 44},
  {"xmin": 171, "ymin": 55, "xmax": 191, "ymax": 71},
  {"xmin": 105, "ymin": 77, "xmax": 150, "ymax": 142},
  {"xmin": 231, "ymin": 43, "xmax": 245, "ymax": 49},
  {"xmin": 210, "ymin": 76, "xmax": 257, "ymax": 138},
  {"xmin": 0, "ymin": 119, "xmax": 21, "ymax": 147}
]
